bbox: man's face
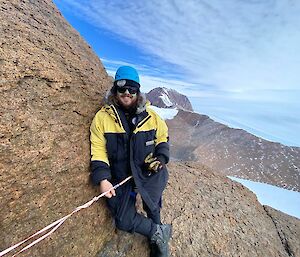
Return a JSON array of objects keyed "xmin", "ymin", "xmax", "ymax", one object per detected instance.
[{"xmin": 116, "ymin": 87, "xmax": 138, "ymax": 109}]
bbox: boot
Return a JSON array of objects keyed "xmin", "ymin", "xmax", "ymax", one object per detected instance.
[{"xmin": 150, "ymin": 224, "xmax": 172, "ymax": 257}]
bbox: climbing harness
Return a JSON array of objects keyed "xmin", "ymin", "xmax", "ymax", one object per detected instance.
[{"xmin": 0, "ymin": 176, "xmax": 133, "ymax": 257}]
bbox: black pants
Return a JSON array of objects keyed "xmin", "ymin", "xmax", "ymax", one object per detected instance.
[{"xmin": 106, "ymin": 189, "xmax": 161, "ymax": 238}]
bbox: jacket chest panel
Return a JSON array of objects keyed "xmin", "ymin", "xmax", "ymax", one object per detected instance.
[
  {"xmin": 131, "ymin": 129, "xmax": 156, "ymax": 164},
  {"xmin": 104, "ymin": 132, "xmax": 128, "ymax": 163}
]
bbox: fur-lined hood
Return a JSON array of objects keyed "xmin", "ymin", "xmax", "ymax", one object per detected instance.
[{"xmin": 103, "ymin": 90, "xmax": 150, "ymax": 114}]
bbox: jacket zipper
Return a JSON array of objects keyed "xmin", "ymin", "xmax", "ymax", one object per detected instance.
[{"xmin": 110, "ymin": 104, "xmax": 125, "ymax": 131}]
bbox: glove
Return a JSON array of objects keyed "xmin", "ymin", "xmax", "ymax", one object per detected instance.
[{"xmin": 144, "ymin": 153, "xmax": 163, "ymax": 173}]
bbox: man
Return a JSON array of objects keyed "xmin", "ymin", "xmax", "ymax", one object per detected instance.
[{"xmin": 90, "ymin": 66, "xmax": 172, "ymax": 257}]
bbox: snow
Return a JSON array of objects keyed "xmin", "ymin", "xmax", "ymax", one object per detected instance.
[
  {"xmin": 149, "ymin": 105, "xmax": 178, "ymax": 120},
  {"xmin": 228, "ymin": 176, "xmax": 300, "ymax": 219},
  {"xmin": 159, "ymin": 93, "xmax": 173, "ymax": 107}
]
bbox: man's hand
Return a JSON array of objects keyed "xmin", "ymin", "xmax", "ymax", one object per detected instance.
[
  {"xmin": 100, "ymin": 179, "xmax": 116, "ymax": 198},
  {"xmin": 144, "ymin": 153, "xmax": 163, "ymax": 173}
]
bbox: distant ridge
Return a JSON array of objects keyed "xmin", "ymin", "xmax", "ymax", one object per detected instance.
[
  {"xmin": 167, "ymin": 109, "xmax": 300, "ymax": 192},
  {"xmin": 145, "ymin": 87, "xmax": 300, "ymax": 192},
  {"xmin": 146, "ymin": 87, "xmax": 193, "ymax": 111}
]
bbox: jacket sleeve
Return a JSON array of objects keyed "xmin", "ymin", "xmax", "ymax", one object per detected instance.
[
  {"xmin": 154, "ymin": 114, "xmax": 170, "ymax": 164},
  {"xmin": 90, "ymin": 112, "xmax": 111, "ymax": 185}
]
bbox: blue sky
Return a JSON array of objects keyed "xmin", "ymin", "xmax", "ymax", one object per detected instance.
[{"xmin": 53, "ymin": 0, "xmax": 300, "ymax": 146}]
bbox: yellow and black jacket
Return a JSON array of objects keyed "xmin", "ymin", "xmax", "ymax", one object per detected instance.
[{"xmin": 90, "ymin": 93, "xmax": 169, "ymax": 213}]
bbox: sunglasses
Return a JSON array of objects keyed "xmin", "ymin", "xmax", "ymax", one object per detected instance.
[{"xmin": 117, "ymin": 86, "xmax": 138, "ymax": 95}]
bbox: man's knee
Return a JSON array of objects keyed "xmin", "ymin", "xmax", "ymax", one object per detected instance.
[{"xmin": 115, "ymin": 217, "xmax": 134, "ymax": 232}]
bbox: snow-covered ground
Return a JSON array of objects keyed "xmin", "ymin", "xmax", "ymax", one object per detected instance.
[
  {"xmin": 159, "ymin": 88, "xmax": 173, "ymax": 107},
  {"xmin": 228, "ymin": 176, "xmax": 300, "ymax": 219},
  {"xmin": 149, "ymin": 105, "xmax": 178, "ymax": 120}
]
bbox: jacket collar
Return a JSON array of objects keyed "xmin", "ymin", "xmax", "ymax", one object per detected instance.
[{"xmin": 102, "ymin": 90, "xmax": 151, "ymax": 130}]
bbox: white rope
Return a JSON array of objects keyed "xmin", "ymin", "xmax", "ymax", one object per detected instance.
[{"xmin": 0, "ymin": 176, "xmax": 133, "ymax": 257}]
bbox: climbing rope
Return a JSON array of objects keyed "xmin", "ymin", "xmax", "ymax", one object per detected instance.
[{"xmin": 0, "ymin": 176, "xmax": 133, "ymax": 257}]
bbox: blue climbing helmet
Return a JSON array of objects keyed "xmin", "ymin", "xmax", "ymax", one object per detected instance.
[{"xmin": 114, "ymin": 66, "xmax": 140, "ymax": 84}]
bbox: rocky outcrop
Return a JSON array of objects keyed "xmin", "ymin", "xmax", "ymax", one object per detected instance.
[
  {"xmin": 264, "ymin": 206, "xmax": 300, "ymax": 257},
  {"xmin": 0, "ymin": 0, "xmax": 112, "ymax": 256},
  {"xmin": 162, "ymin": 162, "xmax": 300, "ymax": 257},
  {"xmin": 1, "ymin": 1, "xmax": 299, "ymax": 257},
  {"xmin": 93, "ymin": 162, "xmax": 300, "ymax": 257},
  {"xmin": 146, "ymin": 87, "xmax": 193, "ymax": 111},
  {"xmin": 167, "ymin": 110, "xmax": 300, "ymax": 192}
]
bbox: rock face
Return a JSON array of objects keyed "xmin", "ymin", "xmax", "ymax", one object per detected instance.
[
  {"xmin": 146, "ymin": 87, "xmax": 193, "ymax": 111},
  {"xmin": 0, "ymin": 0, "xmax": 113, "ymax": 256},
  {"xmin": 97, "ymin": 162, "xmax": 300, "ymax": 257},
  {"xmin": 264, "ymin": 206, "xmax": 300, "ymax": 257},
  {"xmin": 167, "ymin": 110, "xmax": 300, "ymax": 192},
  {"xmin": 162, "ymin": 162, "xmax": 300, "ymax": 257},
  {"xmin": 1, "ymin": 1, "xmax": 299, "ymax": 257}
]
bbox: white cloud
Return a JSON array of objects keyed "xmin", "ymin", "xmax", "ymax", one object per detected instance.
[
  {"xmin": 57, "ymin": 0, "xmax": 300, "ymax": 94},
  {"xmin": 102, "ymin": 58, "xmax": 163, "ymax": 79},
  {"xmin": 103, "ymin": 58, "xmax": 198, "ymax": 96}
]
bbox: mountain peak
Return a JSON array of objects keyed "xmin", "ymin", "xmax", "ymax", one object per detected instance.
[{"xmin": 146, "ymin": 87, "xmax": 193, "ymax": 111}]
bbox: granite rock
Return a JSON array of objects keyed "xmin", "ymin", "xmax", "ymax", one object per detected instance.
[{"xmin": 0, "ymin": 0, "xmax": 114, "ymax": 256}]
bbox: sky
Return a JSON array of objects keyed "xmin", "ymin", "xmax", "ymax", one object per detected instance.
[
  {"xmin": 53, "ymin": 0, "xmax": 300, "ymax": 146},
  {"xmin": 229, "ymin": 176, "xmax": 300, "ymax": 219}
]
